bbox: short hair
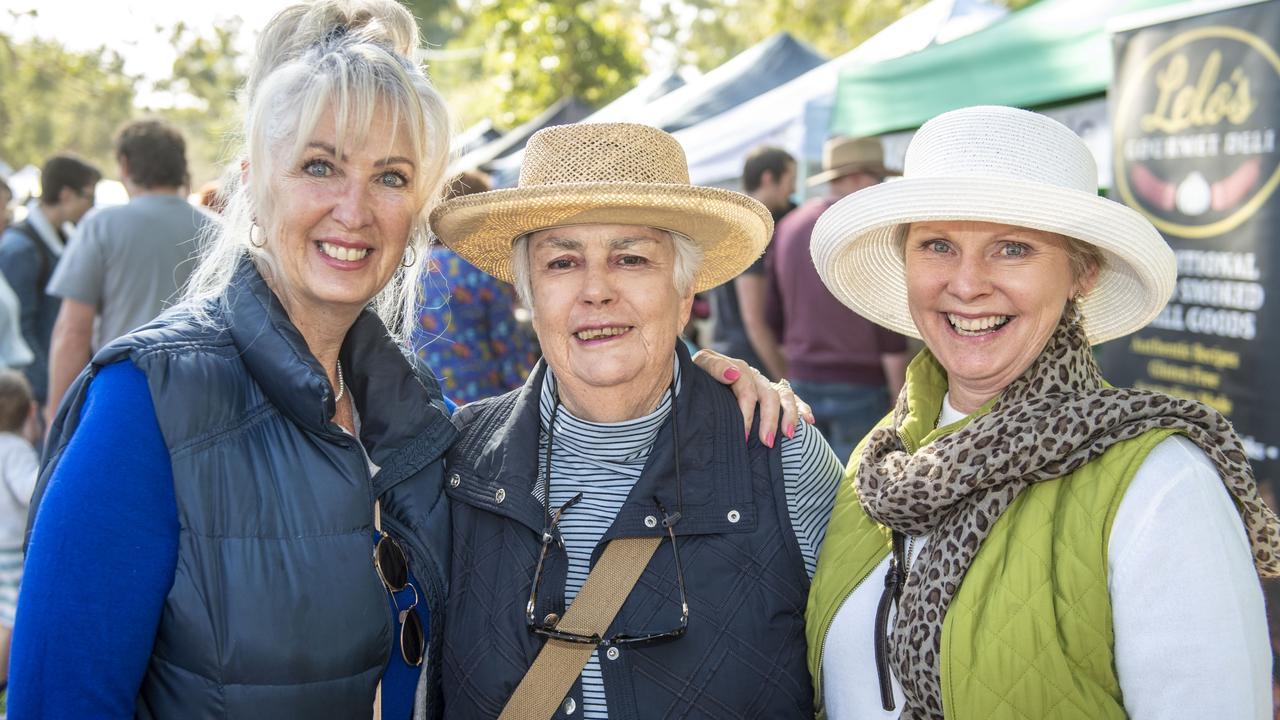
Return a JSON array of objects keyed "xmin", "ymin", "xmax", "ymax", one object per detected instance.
[
  {"xmin": 742, "ymin": 146, "xmax": 795, "ymax": 193},
  {"xmin": 510, "ymin": 228, "xmax": 704, "ymax": 310},
  {"xmin": 183, "ymin": 0, "xmax": 452, "ymax": 344},
  {"xmin": 115, "ymin": 119, "xmax": 188, "ymax": 189},
  {"xmin": 1064, "ymin": 236, "xmax": 1106, "ymax": 283},
  {"xmin": 443, "ymin": 170, "xmax": 491, "ymax": 200},
  {"xmin": 0, "ymin": 370, "xmax": 32, "ymax": 434},
  {"xmin": 40, "ymin": 154, "xmax": 102, "ymax": 206}
]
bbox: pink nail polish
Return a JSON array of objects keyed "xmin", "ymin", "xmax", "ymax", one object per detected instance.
[
  {"xmin": 765, "ymin": 431, "xmax": 775, "ymax": 448},
  {"xmin": 724, "ymin": 367, "xmax": 741, "ymax": 381},
  {"xmin": 784, "ymin": 424, "xmax": 795, "ymax": 440}
]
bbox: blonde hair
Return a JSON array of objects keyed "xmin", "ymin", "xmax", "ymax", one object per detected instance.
[{"xmin": 184, "ymin": 0, "xmax": 451, "ymax": 342}]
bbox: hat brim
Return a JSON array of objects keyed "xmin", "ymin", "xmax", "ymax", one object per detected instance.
[
  {"xmin": 810, "ymin": 176, "xmax": 1176, "ymax": 345},
  {"xmin": 429, "ymin": 182, "xmax": 773, "ymax": 293},
  {"xmin": 806, "ymin": 163, "xmax": 896, "ymax": 187}
]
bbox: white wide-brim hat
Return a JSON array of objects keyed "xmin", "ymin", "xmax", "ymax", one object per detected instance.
[{"xmin": 810, "ymin": 105, "xmax": 1176, "ymax": 345}]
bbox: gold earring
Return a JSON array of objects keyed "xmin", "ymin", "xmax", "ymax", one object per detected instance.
[{"xmin": 1067, "ymin": 292, "xmax": 1085, "ymax": 324}]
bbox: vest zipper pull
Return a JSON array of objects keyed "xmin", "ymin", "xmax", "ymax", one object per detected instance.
[{"xmin": 873, "ymin": 531, "xmax": 907, "ymax": 711}]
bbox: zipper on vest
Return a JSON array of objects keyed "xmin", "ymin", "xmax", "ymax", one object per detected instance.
[
  {"xmin": 898, "ymin": 427, "xmax": 918, "ymax": 454},
  {"xmin": 812, "ymin": 426, "xmax": 913, "ymax": 716},
  {"xmin": 873, "ymin": 531, "xmax": 907, "ymax": 711},
  {"xmin": 814, "ymin": 556, "xmax": 882, "ymax": 716}
]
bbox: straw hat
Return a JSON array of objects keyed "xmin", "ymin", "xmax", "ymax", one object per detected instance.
[
  {"xmin": 430, "ymin": 123, "xmax": 773, "ymax": 293},
  {"xmin": 810, "ymin": 105, "xmax": 1176, "ymax": 345},
  {"xmin": 806, "ymin": 136, "xmax": 894, "ymax": 187}
]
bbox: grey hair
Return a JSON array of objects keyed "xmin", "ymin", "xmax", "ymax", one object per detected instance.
[
  {"xmin": 509, "ymin": 229, "xmax": 704, "ymax": 311},
  {"xmin": 182, "ymin": 0, "xmax": 451, "ymax": 343}
]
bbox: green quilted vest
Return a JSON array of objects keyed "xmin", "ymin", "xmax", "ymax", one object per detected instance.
[{"xmin": 805, "ymin": 350, "xmax": 1177, "ymax": 719}]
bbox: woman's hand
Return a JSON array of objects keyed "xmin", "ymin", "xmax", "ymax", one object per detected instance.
[{"xmin": 692, "ymin": 348, "xmax": 815, "ymax": 447}]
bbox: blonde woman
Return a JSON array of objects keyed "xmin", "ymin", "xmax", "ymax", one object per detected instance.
[
  {"xmin": 806, "ymin": 106, "xmax": 1276, "ymax": 719},
  {"xmin": 13, "ymin": 2, "xmax": 457, "ymax": 717}
]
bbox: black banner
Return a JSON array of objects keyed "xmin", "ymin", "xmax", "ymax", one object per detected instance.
[{"xmin": 1106, "ymin": 0, "xmax": 1280, "ymax": 490}]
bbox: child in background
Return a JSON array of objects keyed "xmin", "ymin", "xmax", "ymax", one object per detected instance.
[{"xmin": 0, "ymin": 371, "xmax": 37, "ymax": 692}]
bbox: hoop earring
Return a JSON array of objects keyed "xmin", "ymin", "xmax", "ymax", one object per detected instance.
[
  {"xmin": 401, "ymin": 244, "xmax": 417, "ymax": 268},
  {"xmin": 249, "ymin": 223, "xmax": 267, "ymax": 248}
]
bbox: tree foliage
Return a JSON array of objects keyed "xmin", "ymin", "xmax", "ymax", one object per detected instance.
[
  {"xmin": 429, "ymin": 0, "xmax": 1038, "ymax": 130},
  {"xmin": 650, "ymin": 0, "xmax": 928, "ymax": 72},
  {"xmin": 433, "ymin": 0, "xmax": 646, "ymax": 129},
  {"xmin": 0, "ymin": 0, "xmax": 1043, "ymax": 185},
  {"xmin": 0, "ymin": 32, "xmax": 137, "ymax": 177},
  {"xmin": 649, "ymin": 0, "xmax": 1036, "ymax": 72},
  {"xmin": 155, "ymin": 20, "xmax": 247, "ymax": 187},
  {"xmin": 400, "ymin": 0, "xmax": 463, "ymax": 45},
  {"xmin": 0, "ymin": 16, "xmax": 245, "ymax": 188}
]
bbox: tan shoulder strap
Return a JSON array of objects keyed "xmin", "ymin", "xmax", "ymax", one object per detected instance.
[{"xmin": 498, "ymin": 535, "xmax": 663, "ymax": 720}]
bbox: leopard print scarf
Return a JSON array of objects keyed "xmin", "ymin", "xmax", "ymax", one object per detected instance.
[{"xmin": 855, "ymin": 310, "xmax": 1280, "ymax": 719}]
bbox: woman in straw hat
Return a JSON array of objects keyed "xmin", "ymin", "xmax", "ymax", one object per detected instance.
[
  {"xmin": 7, "ymin": 5, "xmax": 794, "ymax": 719},
  {"xmin": 430, "ymin": 122, "xmax": 843, "ymax": 719},
  {"xmin": 804, "ymin": 105, "xmax": 1278, "ymax": 719}
]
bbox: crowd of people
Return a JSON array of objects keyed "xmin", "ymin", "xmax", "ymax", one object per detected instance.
[{"xmin": 0, "ymin": 0, "xmax": 1276, "ymax": 718}]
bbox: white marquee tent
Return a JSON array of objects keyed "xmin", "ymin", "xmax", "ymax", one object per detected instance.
[
  {"xmin": 487, "ymin": 34, "xmax": 824, "ymax": 185},
  {"xmin": 673, "ymin": 0, "xmax": 1007, "ymax": 186}
]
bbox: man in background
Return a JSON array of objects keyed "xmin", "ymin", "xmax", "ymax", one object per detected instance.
[
  {"xmin": 708, "ymin": 146, "xmax": 794, "ymax": 379},
  {"xmin": 44, "ymin": 119, "xmax": 212, "ymax": 421},
  {"xmin": 0, "ymin": 156, "xmax": 101, "ymax": 408},
  {"xmin": 766, "ymin": 136, "xmax": 908, "ymax": 460}
]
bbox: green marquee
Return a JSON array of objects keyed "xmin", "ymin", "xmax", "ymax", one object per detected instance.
[{"xmin": 831, "ymin": 0, "xmax": 1183, "ymax": 137}]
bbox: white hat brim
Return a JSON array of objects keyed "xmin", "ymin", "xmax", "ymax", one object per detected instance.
[{"xmin": 810, "ymin": 176, "xmax": 1176, "ymax": 345}]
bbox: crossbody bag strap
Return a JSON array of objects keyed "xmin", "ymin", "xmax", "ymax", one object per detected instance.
[{"xmin": 498, "ymin": 535, "xmax": 663, "ymax": 720}]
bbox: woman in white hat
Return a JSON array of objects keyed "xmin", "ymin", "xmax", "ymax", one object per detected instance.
[
  {"xmin": 430, "ymin": 122, "xmax": 843, "ymax": 719},
  {"xmin": 805, "ymin": 105, "xmax": 1279, "ymax": 719}
]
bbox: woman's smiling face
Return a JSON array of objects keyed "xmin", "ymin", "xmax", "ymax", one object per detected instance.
[
  {"xmin": 261, "ymin": 103, "xmax": 419, "ymax": 322},
  {"xmin": 904, "ymin": 220, "xmax": 1097, "ymax": 412},
  {"xmin": 527, "ymin": 224, "xmax": 693, "ymax": 408}
]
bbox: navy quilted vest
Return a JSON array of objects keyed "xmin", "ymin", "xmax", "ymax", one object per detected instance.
[
  {"xmin": 29, "ymin": 260, "xmax": 458, "ymax": 719},
  {"xmin": 442, "ymin": 345, "xmax": 814, "ymax": 719}
]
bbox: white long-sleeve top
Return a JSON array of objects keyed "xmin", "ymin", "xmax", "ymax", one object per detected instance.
[
  {"xmin": 0, "ymin": 431, "xmax": 38, "ymax": 552},
  {"xmin": 822, "ymin": 395, "xmax": 1271, "ymax": 720}
]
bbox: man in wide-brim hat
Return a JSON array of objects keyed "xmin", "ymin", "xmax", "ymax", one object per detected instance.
[
  {"xmin": 805, "ymin": 135, "xmax": 894, "ymax": 188},
  {"xmin": 429, "ymin": 122, "xmax": 843, "ymax": 720}
]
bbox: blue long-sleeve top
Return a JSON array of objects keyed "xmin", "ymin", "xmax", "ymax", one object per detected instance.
[{"xmin": 11, "ymin": 360, "xmax": 431, "ymax": 719}]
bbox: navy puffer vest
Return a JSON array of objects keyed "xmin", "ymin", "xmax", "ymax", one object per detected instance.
[
  {"xmin": 443, "ymin": 345, "xmax": 814, "ymax": 719},
  {"xmin": 28, "ymin": 259, "xmax": 458, "ymax": 719}
]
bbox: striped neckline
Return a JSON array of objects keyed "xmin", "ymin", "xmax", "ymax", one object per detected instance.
[{"xmin": 537, "ymin": 356, "xmax": 682, "ymax": 465}]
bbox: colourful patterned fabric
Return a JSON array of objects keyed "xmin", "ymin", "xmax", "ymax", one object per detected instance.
[{"xmin": 412, "ymin": 245, "xmax": 537, "ymax": 404}]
